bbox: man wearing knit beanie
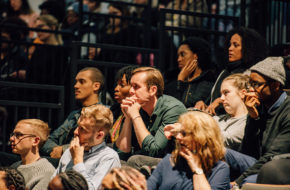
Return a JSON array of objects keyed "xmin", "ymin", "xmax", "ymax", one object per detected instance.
[{"xmin": 224, "ymin": 57, "xmax": 290, "ymax": 187}]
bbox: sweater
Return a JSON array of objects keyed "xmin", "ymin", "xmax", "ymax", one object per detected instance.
[
  {"xmin": 214, "ymin": 114, "xmax": 247, "ymax": 151},
  {"xmin": 147, "ymin": 154, "xmax": 230, "ymax": 190},
  {"xmin": 11, "ymin": 158, "xmax": 55, "ymax": 190}
]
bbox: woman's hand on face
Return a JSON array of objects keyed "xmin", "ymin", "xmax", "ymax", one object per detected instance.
[
  {"xmin": 179, "ymin": 146, "xmax": 202, "ymax": 173},
  {"xmin": 178, "ymin": 59, "xmax": 197, "ymax": 81},
  {"xmin": 164, "ymin": 123, "xmax": 182, "ymax": 140}
]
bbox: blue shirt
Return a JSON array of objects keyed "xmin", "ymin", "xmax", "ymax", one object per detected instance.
[
  {"xmin": 147, "ymin": 154, "xmax": 230, "ymax": 190},
  {"xmin": 52, "ymin": 142, "xmax": 121, "ymax": 190}
]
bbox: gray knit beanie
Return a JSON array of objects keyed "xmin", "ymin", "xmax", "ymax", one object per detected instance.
[{"xmin": 250, "ymin": 57, "xmax": 286, "ymax": 86}]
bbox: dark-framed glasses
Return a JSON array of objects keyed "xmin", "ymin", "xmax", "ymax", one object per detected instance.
[
  {"xmin": 249, "ymin": 80, "xmax": 268, "ymax": 89},
  {"xmin": 10, "ymin": 132, "xmax": 36, "ymax": 139}
]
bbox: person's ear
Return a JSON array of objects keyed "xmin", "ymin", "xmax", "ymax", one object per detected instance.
[
  {"xmin": 270, "ymin": 81, "xmax": 281, "ymax": 92},
  {"xmin": 93, "ymin": 82, "xmax": 101, "ymax": 92},
  {"xmin": 239, "ymin": 89, "xmax": 247, "ymax": 99},
  {"xmin": 149, "ymin": 85, "xmax": 157, "ymax": 96},
  {"xmin": 96, "ymin": 130, "xmax": 105, "ymax": 140},
  {"xmin": 32, "ymin": 136, "xmax": 40, "ymax": 147}
]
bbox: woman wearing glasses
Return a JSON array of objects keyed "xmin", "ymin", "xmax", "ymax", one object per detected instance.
[
  {"xmin": 9, "ymin": 119, "xmax": 55, "ymax": 190},
  {"xmin": 147, "ymin": 111, "xmax": 230, "ymax": 190}
]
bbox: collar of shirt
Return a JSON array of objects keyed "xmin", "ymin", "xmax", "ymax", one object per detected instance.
[
  {"xmin": 268, "ymin": 92, "xmax": 287, "ymax": 113},
  {"xmin": 85, "ymin": 142, "xmax": 106, "ymax": 154}
]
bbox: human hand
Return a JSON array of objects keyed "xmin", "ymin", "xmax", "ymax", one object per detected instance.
[
  {"xmin": 244, "ymin": 92, "xmax": 260, "ymax": 119},
  {"xmin": 70, "ymin": 137, "xmax": 84, "ymax": 165},
  {"xmin": 205, "ymin": 98, "xmax": 222, "ymax": 116},
  {"xmin": 179, "ymin": 146, "xmax": 202, "ymax": 173},
  {"xmin": 194, "ymin": 100, "xmax": 207, "ymax": 111},
  {"xmin": 178, "ymin": 59, "xmax": 197, "ymax": 81},
  {"xmin": 164, "ymin": 123, "xmax": 182, "ymax": 140},
  {"xmin": 50, "ymin": 146, "xmax": 63, "ymax": 158},
  {"xmin": 121, "ymin": 97, "xmax": 141, "ymax": 120}
]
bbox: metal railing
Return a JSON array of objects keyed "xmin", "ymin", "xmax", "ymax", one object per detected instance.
[{"xmin": 0, "ymin": 81, "xmax": 64, "ymax": 151}]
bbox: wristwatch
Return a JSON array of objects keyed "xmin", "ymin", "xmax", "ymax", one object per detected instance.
[{"xmin": 193, "ymin": 168, "xmax": 204, "ymax": 175}]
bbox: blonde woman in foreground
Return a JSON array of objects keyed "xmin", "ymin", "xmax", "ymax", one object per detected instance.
[{"xmin": 147, "ymin": 111, "xmax": 230, "ymax": 190}]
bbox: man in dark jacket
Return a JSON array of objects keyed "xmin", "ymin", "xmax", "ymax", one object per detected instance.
[{"xmin": 225, "ymin": 57, "xmax": 290, "ymax": 187}]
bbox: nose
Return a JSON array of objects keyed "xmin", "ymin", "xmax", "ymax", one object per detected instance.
[
  {"xmin": 74, "ymin": 127, "xmax": 79, "ymax": 136},
  {"xmin": 114, "ymin": 85, "xmax": 119, "ymax": 92},
  {"xmin": 129, "ymin": 87, "xmax": 135, "ymax": 96},
  {"xmin": 228, "ymin": 44, "xmax": 233, "ymax": 51},
  {"xmin": 220, "ymin": 94, "xmax": 225, "ymax": 101},
  {"xmin": 177, "ymin": 55, "xmax": 182, "ymax": 63},
  {"xmin": 74, "ymin": 82, "xmax": 79, "ymax": 89}
]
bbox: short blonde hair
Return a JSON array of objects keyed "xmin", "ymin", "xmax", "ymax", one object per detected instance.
[
  {"xmin": 132, "ymin": 67, "xmax": 164, "ymax": 97},
  {"xmin": 17, "ymin": 119, "xmax": 50, "ymax": 148},
  {"xmin": 172, "ymin": 111, "xmax": 225, "ymax": 173},
  {"xmin": 81, "ymin": 104, "xmax": 113, "ymax": 134},
  {"xmin": 222, "ymin": 73, "xmax": 250, "ymax": 91}
]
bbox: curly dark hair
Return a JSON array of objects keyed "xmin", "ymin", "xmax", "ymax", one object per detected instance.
[
  {"xmin": 115, "ymin": 65, "xmax": 140, "ymax": 84},
  {"xmin": 225, "ymin": 27, "xmax": 268, "ymax": 69},
  {"xmin": 179, "ymin": 37, "xmax": 213, "ymax": 71},
  {"xmin": 0, "ymin": 167, "xmax": 26, "ymax": 190},
  {"xmin": 58, "ymin": 170, "xmax": 88, "ymax": 190},
  {"xmin": 7, "ymin": 0, "xmax": 33, "ymax": 16}
]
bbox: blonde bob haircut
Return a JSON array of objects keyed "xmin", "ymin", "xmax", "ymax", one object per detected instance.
[
  {"xmin": 132, "ymin": 67, "xmax": 164, "ymax": 97},
  {"xmin": 17, "ymin": 119, "xmax": 50, "ymax": 148},
  {"xmin": 80, "ymin": 104, "xmax": 113, "ymax": 134},
  {"xmin": 172, "ymin": 111, "xmax": 225, "ymax": 173},
  {"xmin": 222, "ymin": 73, "xmax": 250, "ymax": 91}
]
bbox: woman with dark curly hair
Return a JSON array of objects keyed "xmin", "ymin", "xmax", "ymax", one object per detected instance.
[
  {"xmin": 196, "ymin": 27, "xmax": 268, "ymax": 115},
  {"xmin": 0, "ymin": 167, "xmax": 26, "ymax": 190},
  {"xmin": 147, "ymin": 111, "xmax": 230, "ymax": 190},
  {"xmin": 165, "ymin": 37, "xmax": 216, "ymax": 108}
]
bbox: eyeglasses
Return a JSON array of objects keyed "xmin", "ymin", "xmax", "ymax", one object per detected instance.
[
  {"xmin": 249, "ymin": 80, "xmax": 268, "ymax": 89},
  {"xmin": 10, "ymin": 132, "xmax": 36, "ymax": 139}
]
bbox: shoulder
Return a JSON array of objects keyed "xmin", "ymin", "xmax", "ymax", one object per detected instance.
[{"xmin": 158, "ymin": 95, "xmax": 186, "ymax": 109}]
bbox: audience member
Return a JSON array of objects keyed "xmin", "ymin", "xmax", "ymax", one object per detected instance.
[
  {"xmin": 97, "ymin": 3, "xmax": 142, "ymax": 64},
  {"xmin": 225, "ymin": 57, "xmax": 290, "ymax": 187},
  {"xmin": 114, "ymin": 67, "xmax": 187, "ymax": 166},
  {"xmin": 41, "ymin": 67, "xmax": 104, "ymax": 158},
  {"xmin": 26, "ymin": 14, "xmax": 66, "ymax": 85},
  {"xmin": 0, "ymin": 167, "xmax": 26, "ymax": 190},
  {"xmin": 214, "ymin": 73, "xmax": 249, "ymax": 151},
  {"xmin": 198, "ymin": 27, "xmax": 268, "ymax": 115},
  {"xmin": 52, "ymin": 104, "xmax": 121, "ymax": 189},
  {"xmin": 147, "ymin": 111, "xmax": 230, "ymax": 190},
  {"xmin": 109, "ymin": 65, "xmax": 139, "ymax": 143},
  {"xmin": 0, "ymin": 17, "xmax": 28, "ymax": 81},
  {"xmin": 49, "ymin": 170, "xmax": 88, "ymax": 190},
  {"xmin": 165, "ymin": 37, "xmax": 215, "ymax": 108},
  {"xmin": 101, "ymin": 166, "xmax": 147, "ymax": 190},
  {"xmin": 61, "ymin": 2, "xmax": 89, "ymax": 46},
  {"xmin": 34, "ymin": 14, "xmax": 63, "ymax": 45},
  {"xmin": 6, "ymin": 0, "xmax": 38, "ymax": 39},
  {"xmin": 10, "ymin": 119, "xmax": 55, "ymax": 190}
]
